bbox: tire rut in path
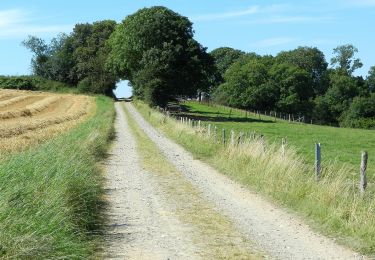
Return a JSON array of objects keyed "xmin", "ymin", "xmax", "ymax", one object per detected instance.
[
  {"xmin": 103, "ymin": 103, "xmax": 200, "ymax": 259},
  {"xmin": 126, "ymin": 102, "xmax": 364, "ymax": 260}
]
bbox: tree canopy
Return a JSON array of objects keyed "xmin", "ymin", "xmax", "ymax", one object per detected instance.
[
  {"xmin": 330, "ymin": 44, "xmax": 363, "ymax": 76},
  {"xmin": 23, "ymin": 20, "xmax": 118, "ymax": 94},
  {"xmin": 107, "ymin": 6, "xmax": 214, "ymax": 106}
]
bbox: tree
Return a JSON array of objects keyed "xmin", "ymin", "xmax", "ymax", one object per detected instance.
[
  {"xmin": 72, "ymin": 20, "xmax": 118, "ymax": 94},
  {"xmin": 367, "ymin": 66, "xmax": 375, "ymax": 92},
  {"xmin": 210, "ymin": 47, "xmax": 245, "ymax": 86},
  {"xmin": 213, "ymin": 56, "xmax": 278, "ymax": 110},
  {"xmin": 339, "ymin": 93, "xmax": 375, "ymax": 129},
  {"xmin": 330, "ymin": 44, "xmax": 363, "ymax": 75},
  {"xmin": 23, "ymin": 20, "xmax": 118, "ymax": 94},
  {"xmin": 107, "ymin": 6, "xmax": 214, "ymax": 106},
  {"xmin": 270, "ymin": 63, "xmax": 314, "ymax": 114},
  {"xmin": 276, "ymin": 46, "xmax": 328, "ymax": 95},
  {"xmin": 318, "ymin": 71, "xmax": 364, "ymax": 123}
]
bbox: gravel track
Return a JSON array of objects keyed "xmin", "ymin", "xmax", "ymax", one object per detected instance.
[
  {"xmin": 103, "ymin": 103, "xmax": 200, "ymax": 259},
  {"xmin": 125, "ymin": 102, "xmax": 364, "ymax": 260}
]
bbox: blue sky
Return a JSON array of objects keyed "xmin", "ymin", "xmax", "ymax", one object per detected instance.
[{"xmin": 1, "ymin": 0, "xmax": 374, "ymax": 97}]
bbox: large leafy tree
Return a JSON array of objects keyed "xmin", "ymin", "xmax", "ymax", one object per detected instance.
[
  {"xmin": 314, "ymin": 71, "xmax": 364, "ymax": 124},
  {"xmin": 330, "ymin": 44, "xmax": 363, "ymax": 76},
  {"xmin": 23, "ymin": 20, "xmax": 117, "ymax": 94},
  {"xmin": 72, "ymin": 20, "xmax": 118, "ymax": 94},
  {"xmin": 107, "ymin": 6, "xmax": 214, "ymax": 106},
  {"xmin": 270, "ymin": 63, "xmax": 314, "ymax": 114},
  {"xmin": 276, "ymin": 47, "xmax": 328, "ymax": 95},
  {"xmin": 210, "ymin": 47, "xmax": 245, "ymax": 86},
  {"xmin": 213, "ymin": 56, "xmax": 278, "ymax": 109},
  {"xmin": 339, "ymin": 93, "xmax": 375, "ymax": 129}
]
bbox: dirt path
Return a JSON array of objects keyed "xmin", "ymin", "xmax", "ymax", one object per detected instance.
[
  {"xmin": 125, "ymin": 102, "xmax": 363, "ymax": 260},
  {"xmin": 103, "ymin": 103, "xmax": 200, "ymax": 259}
]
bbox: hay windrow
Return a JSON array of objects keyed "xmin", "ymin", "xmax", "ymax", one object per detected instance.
[{"xmin": 0, "ymin": 90, "xmax": 95, "ymax": 156}]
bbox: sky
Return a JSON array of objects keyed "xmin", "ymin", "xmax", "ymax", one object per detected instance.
[{"xmin": 1, "ymin": 0, "xmax": 374, "ymax": 98}]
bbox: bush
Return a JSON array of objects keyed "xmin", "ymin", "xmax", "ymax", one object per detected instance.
[
  {"xmin": 0, "ymin": 76, "xmax": 35, "ymax": 90},
  {"xmin": 339, "ymin": 94, "xmax": 375, "ymax": 129}
]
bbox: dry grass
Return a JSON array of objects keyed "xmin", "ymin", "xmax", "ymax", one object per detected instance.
[{"xmin": 0, "ymin": 89, "xmax": 95, "ymax": 157}]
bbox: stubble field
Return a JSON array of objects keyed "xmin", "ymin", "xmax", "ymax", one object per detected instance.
[{"xmin": 0, "ymin": 89, "xmax": 94, "ymax": 156}]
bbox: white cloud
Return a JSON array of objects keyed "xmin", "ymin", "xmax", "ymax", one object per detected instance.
[
  {"xmin": 252, "ymin": 37, "xmax": 297, "ymax": 47},
  {"xmin": 248, "ymin": 15, "xmax": 334, "ymax": 24},
  {"xmin": 0, "ymin": 9, "xmax": 72, "ymax": 39},
  {"xmin": 190, "ymin": 6, "xmax": 260, "ymax": 21}
]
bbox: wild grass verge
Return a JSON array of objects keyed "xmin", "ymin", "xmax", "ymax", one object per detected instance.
[
  {"xmin": 0, "ymin": 95, "xmax": 115, "ymax": 258},
  {"xmin": 134, "ymin": 100, "xmax": 375, "ymax": 256}
]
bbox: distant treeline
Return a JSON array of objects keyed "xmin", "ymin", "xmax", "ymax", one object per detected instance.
[
  {"xmin": 14, "ymin": 6, "xmax": 375, "ymax": 129},
  {"xmin": 210, "ymin": 46, "xmax": 375, "ymax": 129}
]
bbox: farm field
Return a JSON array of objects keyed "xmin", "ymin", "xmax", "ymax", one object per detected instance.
[
  {"xmin": 182, "ymin": 101, "xmax": 375, "ymax": 179},
  {"xmin": 0, "ymin": 89, "xmax": 94, "ymax": 157}
]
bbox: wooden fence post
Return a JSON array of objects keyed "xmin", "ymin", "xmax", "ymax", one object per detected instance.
[
  {"xmin": 260, "ymin": 135, "xmax": 265, "ymax": 153},
  {"xmin": 208, "ymin": 124, "xmax": 211, "ymax": 137},
  {"xmin": 222, "ymin": 129, "xmax": 226, "ymax": 145},
  {"xmin": 315, "ymin": 143, "xmax": 321, "ymax": 181},
  {"xmin": 198, "ymin": 120, "xmax": 201, "ymax": 129},
  {"xmin": 214, "ymin": 126, "xmax": 217, "ymax": 143},
  {"xmin": 360, "ymin": 151, "xmax": 368, "ymax": 193},
  {"xmin": 230, "ymin": 130, "xmax": 235, "ymax": 146},
  {"xmin": 281, "ymin": 138, "xmax": 286, "ymax": 157},
  {"xmin": 238, "ymin": 131, "xmax": 244, "ymax": 145}
]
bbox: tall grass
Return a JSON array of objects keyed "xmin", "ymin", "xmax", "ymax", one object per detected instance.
[
  {"xmin": 0, "ymin": 96, "xmax": 114, "ymax": 258},
  {"xmin": 134, "ymin": 100, "xmax": 375, "ymax": 256}
]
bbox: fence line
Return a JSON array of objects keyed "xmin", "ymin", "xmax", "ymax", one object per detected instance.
[{"xmin": 157, "ymin": 106, "xmax": 370, "ymax": 194}]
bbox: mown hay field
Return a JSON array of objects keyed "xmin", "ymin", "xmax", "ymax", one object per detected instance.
[{"xmin": 0, "ymin": 89, "xmax": 94, "ymax": 157}]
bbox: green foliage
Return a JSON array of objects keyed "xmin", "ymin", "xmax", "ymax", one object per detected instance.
[
  {"xmin": 330, "ymin": 44, "xmax": 363, "ymax": 76},
  {"xmin": 213, "ymin": 54, "xmax": 314, "ymax": 114},
  {"xmin": 367, "ymin": 66, "xmax": 375, "ymax": 92},
  {"xmin": 0, "ymin": 75, "xmax": 78, "ymax": 93},
  {"xmin": 270, "ymin": 63, "xmax": 314, "ymax": 114},
  {"xmin": 340, "ymin": 94, "xmax": 375, "ymax": 129},
  {"xmin": 0, "ymin": 96, "xmax": 114, "ymax": 258},
  {"xmin": 0, "ymin": 75, "xmax": 35, "ymax": 90},
  {"xmin": 324, "ymin": 72, "xmax": 365, "ymax": 123},
  {"xmin": 23, "ymin": 20, "xmax": 118, "ymax": 95},
  {"xmin": 276, "ymin": 46, "xmax": 328, "ymax": 95},
  {"xmin": 107, "ymin": 6, "xmax": 215, "ymax": 106},
  {"xmin": 210, "ymin": 47, "xmax": 245, "ymax": 86},
  {"xmin": 218, "ymin": 56, "xmax": 277, "ymax": 109}
]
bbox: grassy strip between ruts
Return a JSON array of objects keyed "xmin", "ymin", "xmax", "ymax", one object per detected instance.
[
  {"xmin": 0, "ymin": 95, "xmax": 115, "ymax": 258},
  {"xmin": 134, "ymin": 100, "xmax": 375, "ymax": 257},
  {"xmin": 122, "ymin": 103, "xmax": 264, "ymax": 259}
]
